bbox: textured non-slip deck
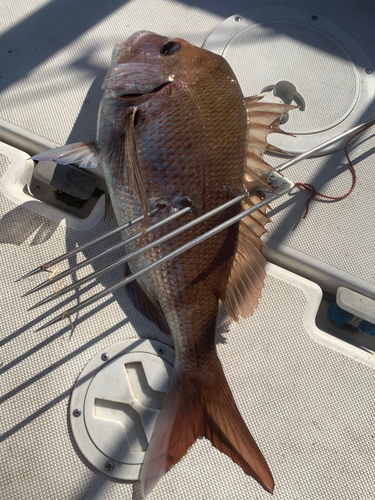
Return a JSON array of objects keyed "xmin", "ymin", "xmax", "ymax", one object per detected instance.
[{"xmin": 1, "ymin": 1, "xmax": 375, "ymax": 498}]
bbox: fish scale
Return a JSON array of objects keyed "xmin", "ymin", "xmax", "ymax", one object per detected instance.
[
  {"xmin": 28, "ymin": 31, "xmax": 298, "ymax": 497},
  {"xmin": 100, "ymin": 62, "xmax": 247, "ymax": 348},
  {"xmin": 22, "ymin": 32, "xmax": 374, "ymax": 493},
  {"xmin": 94, "ymin": 33, "xmax": 274, "ymax": 497}
]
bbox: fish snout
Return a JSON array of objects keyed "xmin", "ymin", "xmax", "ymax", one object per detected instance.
[{"xmin": 102, "ymin": 63, "xmax": 173, "ymax": 96}]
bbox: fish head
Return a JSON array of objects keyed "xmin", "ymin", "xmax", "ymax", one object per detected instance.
[{"xmin": 102, "ymin": 30, "xmax": 223, "ymax": 98}]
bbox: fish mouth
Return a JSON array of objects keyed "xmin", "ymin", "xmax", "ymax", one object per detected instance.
[
  {"xmin": 109, "ymin": 80, "xmax": 173, "ymax": 99},
  {"xmin": 102, "ymin": 62, "xmax": 174, "ymax": 98}
]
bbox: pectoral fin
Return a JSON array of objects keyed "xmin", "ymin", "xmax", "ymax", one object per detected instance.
[
  {"xmin": 104, "ymin": 106, "xmax": 149, "ymax": 230},
  {"xmin": 125, "ymin": 107, "xmax": 149, "ymax": 230}
]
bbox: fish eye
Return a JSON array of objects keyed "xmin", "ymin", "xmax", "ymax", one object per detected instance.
[{"xmin": 160, "ymin": 41, "xmax": 181, "ymax": 55}]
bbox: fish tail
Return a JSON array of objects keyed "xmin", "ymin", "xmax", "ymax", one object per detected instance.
[{"xmin": 140, "ymin": 357, "xmax": 274, "ymax": 497}]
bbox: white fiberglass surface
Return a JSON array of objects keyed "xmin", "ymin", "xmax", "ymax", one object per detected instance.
[{"xmin": 1, "ymin": 1, "xmax": 375, "ymax": 499}]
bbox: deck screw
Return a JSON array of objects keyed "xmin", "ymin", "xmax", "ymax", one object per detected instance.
[
  {"xmin": 235, "ymin": 16, "xmax": 242, "ymax": 22},
  {"xmin": 105, "ymin": 461, "xmax": 115, "ymax": 471},
  {"xmin": 311, "ymin": 15, "xmax": 318, "ymax": 21},
  {"xmin": 101, "ymin": 353, "xmax": 109, "ymax": 361},
  {"xmin": 73, "ymin": 409, "xmax": 81, "ymax": 417},
  {"xmin": 157, "ymin": 346, "xmax": 166, "ymax": 355},
  {"xmin": 366, "ymin": 68, "xmax": 372, "ymax": 74}
]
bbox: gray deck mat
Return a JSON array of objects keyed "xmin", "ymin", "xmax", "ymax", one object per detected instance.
[
  {"xmin": 264, "ymin": 125, "xmax": 375, "ymax": 286},
  {"xmin": 1, "ymin": 0, "xmax": 374, "ymax": 282},
  {"xmin": 1, "ymin": 1, "xmax": 375, "ymax": 498},
  {"xmin": 1, "ymin": 149, "xmax": 375, "ymax": 499}
]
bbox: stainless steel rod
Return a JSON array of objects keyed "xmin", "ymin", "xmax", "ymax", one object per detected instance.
[
  {"xmin": 28, "ymin": 194, "xmax": 245, "ymax": 297},
  {"xmin": 32, "ymin": 116, "xmax": 375, "ymax": 330},
  {"xmin": 25, "ymin": 206, "xmax": 191, "ymax": 295},
  {"xmin": 35, "ymin": 185, "xmax": 292, "ymax": 331},
  {"xmin": 18, "ymin": 208, "xmax": 159, "ymax": 280},
  {"xmin": 29, "ymin": 206, "xmax": 192, "ymax": 308},
  {"xmin": 277, "ymin": 116, "xmax": 375, "ymax": 172},
  {"xmin": 25, "ymin": 116, "xmax": 375, "ymax": 282}
]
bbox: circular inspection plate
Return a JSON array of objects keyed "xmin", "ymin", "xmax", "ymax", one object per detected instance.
[
  {"xmin": 70, "ymin": 339, "xmax": 174, "ymax": 480},
  {"xmin": 203, "ymin": 7, "xmax": 375, "ymax": 155}
]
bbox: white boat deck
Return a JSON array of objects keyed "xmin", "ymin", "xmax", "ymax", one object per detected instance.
[{"xmin": 1, "ymin": 1, "xmax": 375, "ymax": 499}]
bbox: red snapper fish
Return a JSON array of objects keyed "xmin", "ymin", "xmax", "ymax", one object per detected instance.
[{"xmin": 34, "ymin": 31, "xmax": 295, "ymax": 497}]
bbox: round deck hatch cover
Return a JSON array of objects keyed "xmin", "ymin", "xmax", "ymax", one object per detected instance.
[
  {"xmin": 70, "ymin": 339, "xmax": 174, "ymax": 480},
  {"xmin": 203, "ymin": 7, "xmax": 375, "ymax": 155}
]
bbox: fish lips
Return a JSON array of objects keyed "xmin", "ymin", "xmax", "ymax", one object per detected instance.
[{"xmin": 102, "ymin": 63, "xmax": 174, "ymax": 98}]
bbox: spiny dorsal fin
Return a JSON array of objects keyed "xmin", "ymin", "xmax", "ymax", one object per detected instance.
[
  {"xmin": 247, "ymin": 136, "xmax": 286, "ymax": 156},
  {"xmin": 248, "ymin": 121, "xmax": 293, "ymax": 142},
  {"xmin": 241, "ymin": 213, "xmax": 268, "ymax": 237},
  {"xmin": 246, "ymin": 151, "xmax": 280, "ymax": 178},
  {"xmin": 246, "ymin": 99, "xmax": 297, "ymax": 114},
  {"xmin": 247, "ymin": 111, "xmax": 288, "ymax": 127},
  {"xmin": 242, "ymin": 197, "xmax": 271, "ymax": 227},
  {"xmin": 244, "ymin": 95, "xmax": 263, "ymax": 104},
  {"xmin": 244, "ymin": 166, "xmax": 278, "ymax": 193},
  {"xmin": 222, "ymin": 95, "xmax": 296, "ymax": 321}
]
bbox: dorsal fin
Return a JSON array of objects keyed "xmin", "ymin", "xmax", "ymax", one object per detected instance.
[
  {"xmin": 248, "ymin": 121, "xmax": 293, "ymax": 142},
  {"xmin": 245, "ymin": 98, "xmax": 297, "ymax": 114},
  {"xmin": 222, "ymin": 96, "xmax": 295, "ymax": 321},
  {"xmin": 246, "ymin": 151, "xmax": 279, "ymax": 178},
  {"xmin": 244, "ymin": 166, "xmax": 278, "ymax": 193},
  {"xmin": 247, "ymin": 136, "xmax": 286, "ymax": 156}
]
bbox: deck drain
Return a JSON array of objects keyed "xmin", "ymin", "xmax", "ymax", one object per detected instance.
[{"xmin": 70, "ymin": 339, "xmax": 174, "ymax": 480}]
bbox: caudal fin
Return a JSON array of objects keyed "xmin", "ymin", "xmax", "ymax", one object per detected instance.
[{"xmin": 140, "ymin": 359, "xmax": 274, "ymax": 497}]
